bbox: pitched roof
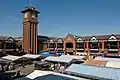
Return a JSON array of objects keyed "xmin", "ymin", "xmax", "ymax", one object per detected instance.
[
  {"xmin": 74, "ymin": 34, "xmax": 120, "ymax": 40},
  {"xmin": 0, "ymin": 36, "xmax": 8, "ymax": 40}
]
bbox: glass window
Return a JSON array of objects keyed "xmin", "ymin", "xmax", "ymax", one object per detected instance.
[
  {"xmin": 66, "ymin": 43, "xmax": 73, "ymax": 48},
  {"xmin": 108, "ymin": 41, "xmax": 118, "ymax": 49},
  {"xmin": 57, "ymin": 43, "xmax": 63, "ymax": 48},
  {"xmin": 76, "ymin": 42, "xmax": 84, "ymax": 49},
  {"xmin": 89, "ymin": 42, "xmax": 98, "ymax": 49},
  {"xmin": 49, "ymin": 43, "xmax": 55, "ymax": 48},
  {"xmin": 6, "ymin": 43, "xmax": 16, "ymax": 49}
]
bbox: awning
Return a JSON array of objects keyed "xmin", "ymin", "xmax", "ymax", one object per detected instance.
[
  {"xmin": 44, "ymin": 56, "xmax": 73, "ymax": 63},
  {"xmin": 38, "ymin": 52, "xmax": 54, "ymax": 57},
  {"xmin": 2, "ymin": 55, "xmax": 22, "ymax": 61},
  {"xmin": 22, "ymin": 54, "xmax": 41, "ymax": 59}
]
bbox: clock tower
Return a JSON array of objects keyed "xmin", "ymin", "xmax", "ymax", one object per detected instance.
[{"xmin": 21, "ymin": 6, "xmax": 40, "ymax": 54}]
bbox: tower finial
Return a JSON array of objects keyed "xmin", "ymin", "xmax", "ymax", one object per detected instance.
[{"xmin": 29, "ymin": 0, "xmax": 32, "ymax": 6}]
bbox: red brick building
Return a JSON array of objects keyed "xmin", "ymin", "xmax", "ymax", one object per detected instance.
[{"xmin": 45, "ymin": 33, "xmax": 120, "ymax": 56}]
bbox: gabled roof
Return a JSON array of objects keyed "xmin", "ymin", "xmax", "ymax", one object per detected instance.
[{"xmin": 64, "ymin": 33, "xmax": 75, "ymax": 41}]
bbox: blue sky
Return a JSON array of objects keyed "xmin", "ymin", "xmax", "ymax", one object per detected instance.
[{"xmin": 0, "ymin": 0, "xmax": 120, "ymax": 37}]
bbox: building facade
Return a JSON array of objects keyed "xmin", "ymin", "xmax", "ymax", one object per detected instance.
[
  {"xmin": 44, "ymin": 33, "xmax": 120, "ymax": 56},
  {"xmin": 0, "ymin": 36, "xmax": 21, "ymax": 56}
]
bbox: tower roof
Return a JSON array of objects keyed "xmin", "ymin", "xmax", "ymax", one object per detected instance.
[{"xmin": 21, "ymin": 6, "xmax": 40, "ymax": 14}]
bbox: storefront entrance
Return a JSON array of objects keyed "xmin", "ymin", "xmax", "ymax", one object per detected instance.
[{"xmin": 65, "ymin": 42, "xmax": 74, "ymax": 55}]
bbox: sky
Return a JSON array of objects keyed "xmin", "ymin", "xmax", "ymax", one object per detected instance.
[{"xmin": 0, "ymin": 0, "xmax": 120, "ymax": 37}]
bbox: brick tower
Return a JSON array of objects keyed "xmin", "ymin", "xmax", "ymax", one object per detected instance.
[{"xmin": 21, "ymin": 5, "xmax": 39, "ymax": 54}]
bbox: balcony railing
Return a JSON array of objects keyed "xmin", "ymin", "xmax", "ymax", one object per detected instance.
[
  {"xmin": 77, "ymin": 48, "xmax": 84, "ymax": 50},
  {"xmin": 90, "ymin": 49, "xmax": 99, "ymax": 51},
  {"xmin": 57, "ymin": 48, "xmax": 63, "ymax": 50},
  {"xmin": 108, "ymin": 49, "xmax": 118, "ymax": 51},
  {"xmin": 2, "ymin": 49, "xmax": 16, "ymax": 51}
]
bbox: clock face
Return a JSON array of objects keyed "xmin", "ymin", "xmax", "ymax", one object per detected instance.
[
  {"xmin": 32, "ymin": 14, "xmax": 36, "ymax": 19},
  {"xmin": 24, "ymin": 13, "xmax": 28, "ymax": 18}
]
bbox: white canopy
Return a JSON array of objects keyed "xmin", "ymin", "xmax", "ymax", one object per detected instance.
[
  {"xmin": 106, "ymin": 61, "xmax": 120, "ymax": 69},
  {"xmin": 44, "ymin": 55, "xmax": 73, "ymax": 63},
  {"xmin": 21, "ymin": 54, "xmax": 40, "ymax": 59},
  {"xmin": 95, "ymin": 57, "xmax": 120, "ymax": 69},
  {"xmin": 2, "ymin": 55, "xmax": 22, "ymax": 61},
  {"xmin": 95, "ymin": 57, "xmax": 120, "ymax": 62},
  {"xmin": 68, "ymin": 55, "xmax": 85, "ymax": 60}
]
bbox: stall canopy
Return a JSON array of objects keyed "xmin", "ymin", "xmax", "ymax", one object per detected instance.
[
  {"xmin": 66, "ymin": 64, "xmax": 120, "ymax": 80},
  {"xmin": 21, "ymin": 54, "xmax": 40, "ymax": 59},
  {"xmin": 95, "ymin": 57, "xmax": 120, "ymax": 69},
  {"xmin": 38, "ymin": 52, "xmax": 54, "ymax": 57},
  {"xmin": 1, "ymin": 55, "xmax": 22, "ymax": 61},
  {"xmin": 95, "ymin": 57, "xmax": 120, "ymax": 62},
  {"xmin": 0, "ymin": 58, "xmax": 12, "ymax": 64},
  {"xmin": 67, "ymin": 55, "xmax": 85, "ymax": 60},
  {"xmin": 106, "ymin": 61, "xmax": 120, "ymax": 69},
  {"xmin": 16, "ymin": 70, "xmax": 85, "ymax": 80},
  {"xmin": 44, "ymin": 56, "xmax": 73, "ymax": 63}
]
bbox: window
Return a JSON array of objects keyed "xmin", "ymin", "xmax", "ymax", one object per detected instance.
[
  {"xmin": 76, "ymin": 42, "xmax": 84, "ymax": 49},
  {"xmin": 49, "ymin": 43, "xmax": 55, "ymax": 48},
  {"xmin": 57, "ymin": 43, "xmax": 63, "ymax": 48},
  {"xmin": 66, "ymin": 43, "xmax": 73, "ymax": 48},
  {"xmin": 108, "ymin": 41, "xmax": 118, "ymax": 49},
  {"xmin": 5, "ymin": 43, "xmax": 16, "ymax": 49},
  {"xmin": 89, "ymin": 42, "xmax": 98, "ymax": 49}
]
